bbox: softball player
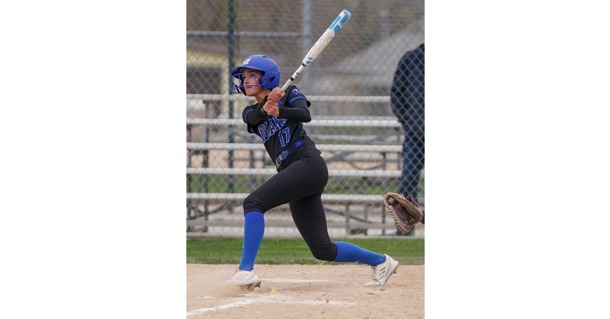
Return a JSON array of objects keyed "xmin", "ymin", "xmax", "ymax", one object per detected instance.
[{"xmin": 228, "ymin": 54, "xmax": 399, "ymax": 288}]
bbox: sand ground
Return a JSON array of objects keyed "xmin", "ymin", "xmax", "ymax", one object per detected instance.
[{"xmin": 187, "ymin": 263, "xmax": 424, "ymax": 319}]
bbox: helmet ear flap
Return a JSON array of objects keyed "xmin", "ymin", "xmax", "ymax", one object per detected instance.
[
  {"xmin": 256, "ymin": 72, "xmax": 266, "ymax": 87},
  {"xmin": 266, "ymin": 75, "xmax": 276, "ymax": 87}
]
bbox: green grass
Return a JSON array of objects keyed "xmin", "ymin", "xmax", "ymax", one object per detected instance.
[
  {"xmin": 187, "ymin": 237, "xmax": 424, "ymax": 265},
  {"xmin": 188, "ymin": 176, "xmax": 424, "ymax": 197}
]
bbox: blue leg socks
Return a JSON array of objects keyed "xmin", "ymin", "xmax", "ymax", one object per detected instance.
[
  {"xmin": 238, "ymin": 211, "xmax": 265, "ymax": 271},
  {"xmin": 332, "ymin": 241, "xmax": 386, "ymax": 266}
]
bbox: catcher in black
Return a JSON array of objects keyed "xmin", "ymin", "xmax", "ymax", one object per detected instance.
[{"xmin": 228, "ymin": 54, "xmax": 399, "ymax": 288}]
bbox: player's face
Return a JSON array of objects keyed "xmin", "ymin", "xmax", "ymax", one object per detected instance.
[{"xmin": 241, "ymin": 68, "xmax": 263, "ymax": 96}]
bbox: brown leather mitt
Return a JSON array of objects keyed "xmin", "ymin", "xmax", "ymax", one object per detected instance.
[{"xmin": 384, "ymin": 192, "xmax": 424, "ymax": 234}]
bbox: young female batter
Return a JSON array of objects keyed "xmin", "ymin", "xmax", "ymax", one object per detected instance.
[{"xmin": 229, "ymin": 54, "xmax": 399, "ymax": 288}]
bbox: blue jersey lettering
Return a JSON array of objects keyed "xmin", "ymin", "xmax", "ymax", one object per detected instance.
[{"xmin": 257, "ymin": 117, "xmax": 288, "ymax": 142}]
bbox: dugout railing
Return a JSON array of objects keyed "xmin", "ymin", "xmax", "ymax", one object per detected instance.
[{"xmin": 186, "ymin": 95, "xmax": 414, "ymax": 237}]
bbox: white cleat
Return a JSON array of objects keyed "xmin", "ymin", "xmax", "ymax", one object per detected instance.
[
  {"xmin": 230, "ymin": 269, "xmax": 261, "ymax": 289},
  {"xmin": 364, "ymin": 254, "xmax": 399, "ymax": 287}
]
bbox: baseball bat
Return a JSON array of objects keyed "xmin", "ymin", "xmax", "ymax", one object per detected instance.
[{"xmin": 280, "ymin": 9, "xmax": 352, "ymax": 91}]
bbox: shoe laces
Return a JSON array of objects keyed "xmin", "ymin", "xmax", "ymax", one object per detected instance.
[
  {"xmin": 233, "ymin": 270, "xmax": 251, "ymax": 279},
  {"xmin": 371, "ymin": 260, "xmax": 389, "ymax": 281}
]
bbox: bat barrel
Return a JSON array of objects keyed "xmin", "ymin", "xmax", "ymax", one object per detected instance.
[
  {"xmin": 328, "ymin": 9, "xmax": 351, "ymax": 33},
  {"xmin": 282, "ymin": 9, "xmax": 351, "ymax": 90}
]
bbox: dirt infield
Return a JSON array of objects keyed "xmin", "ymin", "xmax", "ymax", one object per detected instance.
[{"xmin": 187, "ymin": 264, "xmax": 424, "ymax": 319}]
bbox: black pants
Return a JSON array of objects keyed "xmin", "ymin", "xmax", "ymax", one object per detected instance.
[
  {"xmin": 243, "ymin": 150, "xmax": 338, "ymax": 261},
  {"xmin": 399, "ymin": 129, "xmax": 425, "ymax": 201}
]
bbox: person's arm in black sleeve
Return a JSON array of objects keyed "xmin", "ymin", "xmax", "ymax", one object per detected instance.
[
  {"xmin": 244, "ymin": 96, "xmax": 269, "ymax": 125},
  {"xmin": 390, "ymin": 52, "xmax": 413, "ymax": 123},
  {"xmin": 277, "ymin": 97, "xmax": 311, "ymax": 122},
  {"xmin": 391, "ymin": 53, "xmax": 411, "ymax": 108}
]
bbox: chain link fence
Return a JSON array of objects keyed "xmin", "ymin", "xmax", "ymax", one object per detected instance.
[{"xmin": 187, "ymin": 0, "xmax": 424, "ymax": 237}]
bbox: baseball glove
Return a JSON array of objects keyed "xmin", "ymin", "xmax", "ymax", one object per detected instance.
[{"xmin": 383, "ymin": 192, "xmax": 424, "ymax": 234}]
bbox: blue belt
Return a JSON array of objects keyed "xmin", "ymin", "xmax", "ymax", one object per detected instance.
[{"xmin": 275, "ymin": 140, "xmax": 303, "ymax": 168}]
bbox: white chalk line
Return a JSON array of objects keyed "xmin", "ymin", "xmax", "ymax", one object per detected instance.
[
  {"xmin": 187, "ymin": 292, "xmax": 354, "ymax": 316},
  {"xmin": 187, "ymin": 298, "xmax": 257, "ymax": 316},
  {"xmin": 264, "ymin": 278, "xmax": 329, "ymax": 283}
]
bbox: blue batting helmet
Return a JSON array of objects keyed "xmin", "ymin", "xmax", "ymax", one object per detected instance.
[{"xmin": 231, "ymin": 55, "xmax": 281, "ymax": 95}]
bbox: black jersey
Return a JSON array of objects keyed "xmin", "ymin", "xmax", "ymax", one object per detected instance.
[{"xmin": 242, "ymin": 85, "xmax": 315, "ymax": 166}]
